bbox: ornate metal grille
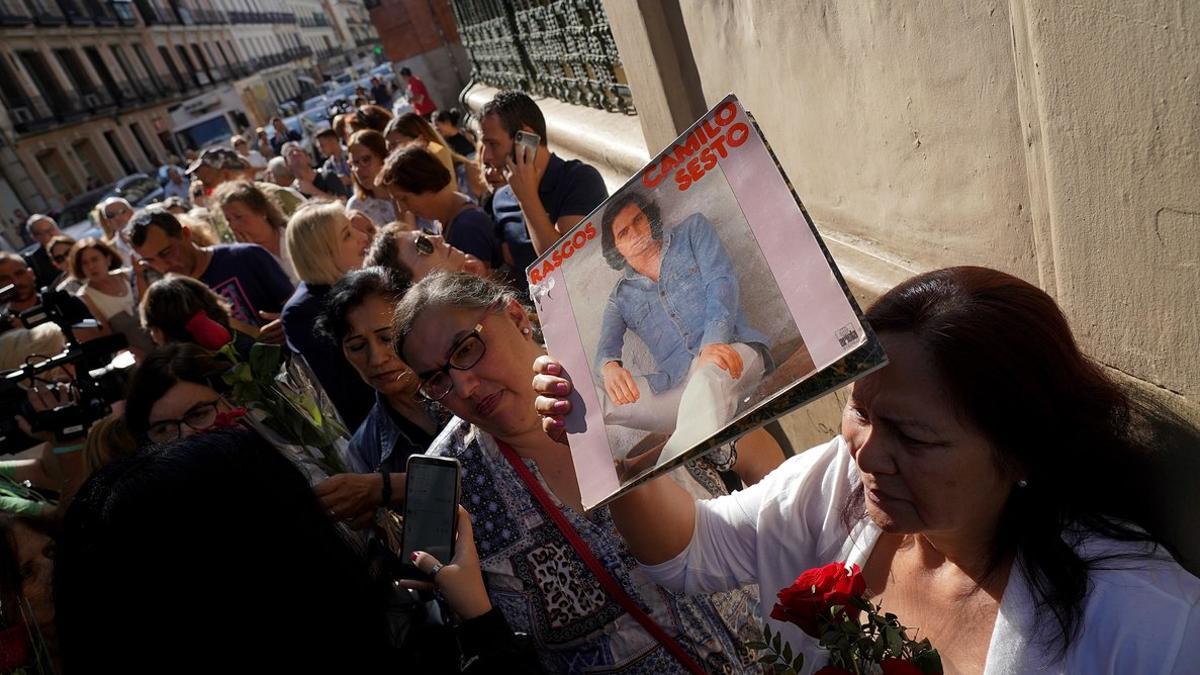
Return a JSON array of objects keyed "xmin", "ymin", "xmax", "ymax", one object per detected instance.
[{"xmin": 449, "ymin": 0, "xmax": 634, "ymax": 114}]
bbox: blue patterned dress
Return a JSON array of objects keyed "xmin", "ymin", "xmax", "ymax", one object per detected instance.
[{"xmin": 427, "ymin": 417, "xmax": 762, "ymax": 674}]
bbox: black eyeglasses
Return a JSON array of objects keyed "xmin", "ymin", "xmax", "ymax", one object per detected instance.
[
  {"xmin": 414, "ymin": 233, "xmax": 434, "ymax": 256},
  {"xmin": 417, "ymin": 322, "xmax": 487, "ymax": 401},
  {"xmin": 145, "ymin": 400, "xmax": 221, "ymax": 444}
]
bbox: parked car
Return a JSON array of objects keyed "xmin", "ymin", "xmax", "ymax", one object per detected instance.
[{"xmin": 53, "ymin": 173, "xmax": 164, "ymax": 238}]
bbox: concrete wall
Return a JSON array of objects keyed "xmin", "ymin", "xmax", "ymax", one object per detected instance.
[
  {"xmin": 369, "ymin": 0, "xmax": 468, "ymax": 110},
  {"xmin": 587, "ymin": 0, "xmax": 1199, "ymax": 565},
  {"xmin": 461, "ymin": 1, "xmax": 1198, "ymax": 563},
  {"xmin": 601, "ymin": 0, "xmax": 1198, "ymax": 405}
]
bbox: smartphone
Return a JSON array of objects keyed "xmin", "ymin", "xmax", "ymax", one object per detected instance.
[
  {"xmin": 513, "ymin": 130, "xmax": 540, "ymax": 163},
  {"xmin": 401, "ymin": 455, "xmax": 461, "ymax": 577}
]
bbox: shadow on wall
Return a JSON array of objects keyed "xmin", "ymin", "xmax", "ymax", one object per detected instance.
[{"xmin": 1123, "ymin": 385, "xmax": 1200, "ymax": 576}]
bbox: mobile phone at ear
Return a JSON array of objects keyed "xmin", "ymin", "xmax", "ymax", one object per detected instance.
[
  {"xmin": 513, "ymin": 130, "xmax": 540, "ymax": 162},
  {"xmin": 401, "ymin": 455, "xmax": 461, "ymax": 578}
]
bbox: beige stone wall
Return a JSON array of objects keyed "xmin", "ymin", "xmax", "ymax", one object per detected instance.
[
  {"xmin": 465, "ymin": 1, "xmax": 1200, "ymax": 564},
  {"xmin": 599, "ymin": 0, "xmax": 1198, "ymax": 413}
]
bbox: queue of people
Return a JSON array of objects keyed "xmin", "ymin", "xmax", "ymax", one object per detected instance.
[{"xmin": 0, "ymin": 83, "xmax": 1196, "ymax": 675}]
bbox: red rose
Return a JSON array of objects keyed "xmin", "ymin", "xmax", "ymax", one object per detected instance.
[
  {"xmin": 881, "ymin": 658, "xmax": 925, "ymax": 675},
  {"xmin": 813, "ymin": 667, "xmax": 855, "ymax": 675},
  {"xmin": 0, "ymin": 625, "xmax": 32, "ymax": 670},
  {"xmin": 184, "ymin": 310, "xmax": 233, "ymax": 351},
  {"xmin": 770, "ymin": 562, "xmax": 866, "ymax": 638}
]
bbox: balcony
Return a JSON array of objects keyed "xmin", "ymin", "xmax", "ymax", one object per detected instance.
[
  {"xmin": 191, "ymin": 7, "xmax": 223, "ymax": 23},
  {"xmin": 134, "ymin": 0, "xmax": 176, "ymax": 24},
  {"xmin": 0, "ymin": 0, "xmax": 31, "ymax": 24},
  {"xmin": 112, "ymin": 0, "xmax": 134, "ymax": 23},
  {"xmin": 57, "ymin": 0, "xmax": 94, "ymax": 25},
  {"xmin": 26, "ymin": 0, "xmax": 65, "ymax": 24}
]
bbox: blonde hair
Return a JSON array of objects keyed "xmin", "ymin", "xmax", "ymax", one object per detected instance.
[{"xmin": 286, "ymin": 201, "xmax": 354, "ymax": 285}]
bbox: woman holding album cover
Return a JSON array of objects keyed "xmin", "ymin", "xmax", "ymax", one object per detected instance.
[
  {"xmin": 595, "ymin": 190, "xmax": 772, "ymax": 466},
  {"xmin": 534, "ymin": 266, "xmax": 1200, "ymax": 674},
  {"xmin": 392, "ymin": 271, "xmax": 786, "ymax": 674}
]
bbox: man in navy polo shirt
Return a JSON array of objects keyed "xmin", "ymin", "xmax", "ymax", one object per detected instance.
[{"xmin": 480, "ymin": 91, "xmax": 608, "ymax": 280}]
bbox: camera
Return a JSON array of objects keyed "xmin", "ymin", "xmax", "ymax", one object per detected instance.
[{"xmin": 0, "ymin": 284, "xmax": 134, "ymax": 455}]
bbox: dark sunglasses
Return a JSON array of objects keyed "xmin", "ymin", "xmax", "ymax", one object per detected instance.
[
  {"xmin": 414, "ymin": 233, "xmax": 434, "ymax": 256},
  {"xmin": 52, "ymin": 253, "xmax": 69, "ymax": 263}
]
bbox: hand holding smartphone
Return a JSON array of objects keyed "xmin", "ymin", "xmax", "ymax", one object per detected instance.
[
  {"xmin": 400, "ymin": 455, "xmax": 461, "ymax": 579},
  {"xmin": 514, "ymin": 130, "xmax": 540, "ymax": 164}
]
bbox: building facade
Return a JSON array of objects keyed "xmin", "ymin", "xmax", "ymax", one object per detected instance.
[
  {"xmin": 366, "ymin": 0, "xmax": 466, "ymax": 112},
  {"xmin": 0, "ymin": 0, "xmax": 368, "ymax": 243}
]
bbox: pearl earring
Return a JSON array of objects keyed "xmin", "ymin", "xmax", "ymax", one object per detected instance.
[
  {"xmin": 521, "ymin": 327, "xmax": 530, "ymax": 335},
  {"xmin": 1017, "ymin": 479, "xmax": 1029, "ymax": 488}
]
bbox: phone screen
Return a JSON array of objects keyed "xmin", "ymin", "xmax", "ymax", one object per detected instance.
[{"xmin": 401, "ymin": 457, "xmax": 460, "ymax": 571}]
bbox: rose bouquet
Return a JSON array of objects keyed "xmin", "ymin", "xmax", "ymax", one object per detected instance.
[
  {"xmin": 185, "ymin": 311, "xmax": 352, "ymax": 479},
  {"xmin": 751, "ymin": 562, "xmax": 943, "ymax": 675}
]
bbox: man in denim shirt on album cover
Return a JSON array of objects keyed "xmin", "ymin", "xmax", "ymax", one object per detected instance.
[{"xmin": 594, "ymin": 190, "xmax": 772, "ymax": 465}]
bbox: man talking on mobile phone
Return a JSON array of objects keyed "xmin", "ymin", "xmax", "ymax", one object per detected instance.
[{"xmin": 479, "ymin": 91, "xmax": 609, "ymax": 281}]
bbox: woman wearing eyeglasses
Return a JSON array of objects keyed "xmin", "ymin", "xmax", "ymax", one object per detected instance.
[
  {"xmin": 391, "ymin": 271, "xmax": 770, "ymax": 674},
  {"xmin": 312, "ymin": 266, "xmax": 448, "ymax": 527},
  {"xmin": 46, "ymin": 234, "xmax": 81, "ymax": 293},
  {"xmin": 124, "ymin": 343, "xmax": 239, "ymax": 446}
]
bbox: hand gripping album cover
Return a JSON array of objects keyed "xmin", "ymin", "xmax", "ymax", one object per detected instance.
[{"xmin": 528, "ymin": 94, "xmax": 887, "ymax": 510}]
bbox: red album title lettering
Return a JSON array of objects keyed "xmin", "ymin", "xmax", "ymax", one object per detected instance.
[
  {"xmin": 641, "ymin": 101, "xmax": 752, "ymax": 192},
  {"xmin": 529, "ymin": 222, "xmax": 598, "ymax": 284}
]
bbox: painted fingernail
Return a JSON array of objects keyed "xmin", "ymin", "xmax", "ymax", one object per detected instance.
[
  {"xmin": 410, "ymin": 552, "xmax": 419, "ymax": 562},
  {"xmin": 546, "ymin": 363, "xmax": 561, "ymax": 374},
  {"xmin": 551, "ymin": 400, "xmax": 569, "ymax": 412},
  {"xmin": 548, "ymin": 418, "xmax": 564, "ymax": 428},
  {"xmin": 554, "ymin": 382, "xmax": 570, "ymax": 394}
]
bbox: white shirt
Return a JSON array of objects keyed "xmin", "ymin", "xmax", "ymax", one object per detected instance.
[
  {"xmin": 642, "ymin": 437, "xmax": 1200, "ymax": 674},
  {"xmin": 345, "ymin": 195, "xmax": 396, "ymax": 230},
  {"xmin": 244, "ymin": 150, "xmax": 269, "ymax": 170}
]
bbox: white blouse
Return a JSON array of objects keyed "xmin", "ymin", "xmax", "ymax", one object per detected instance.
[{"xmin": 642, "ymin": 437, "xmax": 1200, "ymax": 674}]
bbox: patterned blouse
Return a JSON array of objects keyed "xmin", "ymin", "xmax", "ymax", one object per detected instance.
[{"xmin": 427, "ymin": 417, "xmax": 762, "ymax": 674}]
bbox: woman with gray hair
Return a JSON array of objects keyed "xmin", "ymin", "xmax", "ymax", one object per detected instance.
[
  {"xmin": 280, "ymin": 201, "xmax": 376, "ymax": 429},
  {"xmin": 391, "ymin": 271, "xmax": 780, "ymax": 674},
  {"xmin": 265, "ymin": 156, "xmax": 295, "ymax": 188}
]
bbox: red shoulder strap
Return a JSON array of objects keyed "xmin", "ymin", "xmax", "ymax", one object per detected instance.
[{"xmin": 496, "ymin": 441, "xmax": 705, "ymax": 674}]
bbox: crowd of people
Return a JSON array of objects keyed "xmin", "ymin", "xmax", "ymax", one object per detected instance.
[{"xmin": 0, "ymin": 78, "xmax": 1197, "ymax": 675}]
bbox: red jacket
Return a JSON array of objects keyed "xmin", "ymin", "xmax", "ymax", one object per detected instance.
[{"xmin": 407, "ymin": 75, "xmax": 436, "ymax": 115}]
